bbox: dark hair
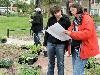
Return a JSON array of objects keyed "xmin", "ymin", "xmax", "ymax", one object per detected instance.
[
  {"xmin": 69, "ymin": 3, "xmax": 83, "ymax": 14},
  {"xmin": 68, "ymin": 9, "xmax": 72, "ymax": 16},
  {"xmin": 50, "ymin": 5, "xmax": 61, "ymax": 15},
  {"xmin": 84, "ymin": 8, "xmax": 87, "ymax": 12}
]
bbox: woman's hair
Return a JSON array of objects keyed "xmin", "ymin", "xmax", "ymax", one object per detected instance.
[
  {"xmin": 50, "ymin": 5, "xmax": 61, "ymax": 15},
  {"xmin": 84, "ymin": 8, "xmax": 87, "ymax": 12},
  {"xmin": 69, "ymin": 3, "xmax": 83, "ymax": 14}
]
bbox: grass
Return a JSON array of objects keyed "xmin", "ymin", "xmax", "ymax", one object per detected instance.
[
  {"xmin": 0, "ymin": 16, "xmax": 31, "ymax": 37},
  {"xmin": 96, "ymin": 22, "xmax": 100, "ymax": 26},
  {"xmin": 0, "ymin": 15, "xmax": 48, "ymax": 37}
]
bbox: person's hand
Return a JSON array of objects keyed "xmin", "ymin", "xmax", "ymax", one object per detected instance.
[{"xmin": 63, "ymin": 30, "xmax": 71, "ymax": 36}]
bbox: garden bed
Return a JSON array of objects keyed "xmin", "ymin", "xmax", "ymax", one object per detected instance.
[{"xmin": 0, "ymin": 44, "xmax": 42, "ymax": 75}]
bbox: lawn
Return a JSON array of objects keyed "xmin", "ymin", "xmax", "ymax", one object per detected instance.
[
  {"xmin": 0, "ymin": 16, "xmax": 48, "ymax": 37},
  {"xmin": 0, "ymin": 16, "xmax": 31, "ymax": 37}
]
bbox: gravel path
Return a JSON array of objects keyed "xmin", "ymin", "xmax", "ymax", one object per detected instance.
[{"xmin": 6, "ymin": 38, "xmax": 34, "ymax": 46}]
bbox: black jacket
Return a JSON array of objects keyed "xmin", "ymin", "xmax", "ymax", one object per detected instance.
[
  {"xmin": 44, "ymin": 14, "xmax": 71, "ymax": 46},
  {"xmin": 31, "ymin": 12, "xmax": 43, "ymax": 32}
]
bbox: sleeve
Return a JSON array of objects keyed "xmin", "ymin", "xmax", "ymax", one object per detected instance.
[
  {"xmin": 65, "ymin": 16, "xmax": 71, "ymax": 30},
  {"xmin": 41, "ymin": 15, "xmax": 43, "ymax": 29},
  {"xmin": 43, "ymin": 19, "xmax": 50, "ymax": 46},
  {"xmin": 31, "ymin": 16, "xmax": 36, "ymax": 25},
  {"xmin": 70, "ymin": 15, "xmax": 93, "ymax": 41},
  {"xmin": 64, "ymin": 16, "xmax": 71, "ymax": 50}
]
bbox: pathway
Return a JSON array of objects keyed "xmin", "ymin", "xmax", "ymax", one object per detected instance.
[{"xmin": 34, "ymin": 52, "xmax": 73, "ymax": 75}]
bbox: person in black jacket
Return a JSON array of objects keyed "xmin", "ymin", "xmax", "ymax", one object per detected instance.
[
  {"xmin": 43, "ymin": 5, "xmax": 71, "ymax": 75},
  {"xmin": 30, "ymin": 8, "xmax": 43, "ymax": 46}
]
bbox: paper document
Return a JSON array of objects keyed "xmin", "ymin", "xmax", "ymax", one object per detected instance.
[{"xmin": 46, "ymin": 22, "xmax": 71, "ymax": 41}]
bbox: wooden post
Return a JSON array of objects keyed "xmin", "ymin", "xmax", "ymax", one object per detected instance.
[{"xmin": 7, "ymin": 29, "xmax": 9, "ymax": 38}]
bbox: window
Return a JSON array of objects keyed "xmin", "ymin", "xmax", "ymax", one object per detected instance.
[
  {"xmin": 91, "ymin": 9, "xmax": 99, "ymax": 15},
  {"xmin": 90, "ymin": 9, "xmax": 94, "ymax": 15},
  {"xmin": 94, "ymin": 9, "xmax": 98, "ymax": 14}
]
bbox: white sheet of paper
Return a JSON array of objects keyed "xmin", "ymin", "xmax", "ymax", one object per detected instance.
[{"xmin": 46, "ymin": 22, "xmax": 71, "ymax": 41}]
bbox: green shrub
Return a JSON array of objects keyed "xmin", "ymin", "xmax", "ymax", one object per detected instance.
[
  {"xmin": 85, "ymin": 64, "xmax": 100, "ymax": 75},
  {"xmin": 21, "ymin": 45, "xmax": 30, "ymax": 50},
  {"xmin": 18, "ymin": 51, "xmax": 38, "ymax": 64},
  {"xmin": 20, "ymin": 65, "xmax": 41, "ymax": 75},
  {"xmin": 0, "ymin": 58, "xmax": 13, "ymax": 68},
  {"xmin": 85, "ymin": 57, "xmax": 96, "ymax": 69},
  {"xmin": 29, "ymin": 44, "xmax": 42, "ymax": 54},
  {"xmin": 20, "ymin": 51, "xmax": 38, "ymax": 60},
  {"xmin": 85, "ymin": 57, "xmax": 100, "ymax": 75}
]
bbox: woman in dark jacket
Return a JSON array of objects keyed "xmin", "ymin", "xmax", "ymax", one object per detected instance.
[{"xmin": 43, "ymin": 5, "xmax": 71, "ymax": 75}]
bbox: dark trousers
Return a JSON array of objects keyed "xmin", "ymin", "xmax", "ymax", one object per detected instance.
[{"xmin": 34, "ymin": 31, "xmax": 42, "ymax": 46}]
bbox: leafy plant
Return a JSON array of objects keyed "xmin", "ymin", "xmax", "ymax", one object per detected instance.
[
  {"xmin": 85, "ymin": 57, "xmax": 96, "ymax": 69},
  {"xmin": 29, "ymin": 44, "xmax": 42, "ymax": 54},
  {"xmin": 21, "ymin": 45, "xmax": 31, "ymax": 50},
  {"xmin": 20, "ymin": 65, "xmax": 41, "ymax": 75},
  {"xmin": 18, "ymin": 51, "xmax": 38, "ymax": 64},
  {"xmin": 85, "ymin": 64, "xmax": 100, "ymax": 75},
  {"xmin": 85, "ymin": 57, "xmax": 100, "ymax": 75},
  {"xmin": 29, "ymin": 45, "xmax": 37, "ymax": 54},
  {"xmin": 0, "ymin": 58, "xmax": 13, "ymax": 68}
]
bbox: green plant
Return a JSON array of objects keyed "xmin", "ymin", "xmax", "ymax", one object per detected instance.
[
  {"xmin": 18, "ymin": 51, "xmax": 38, "ymax": 64},
  {"xmin": 85, "ymin": 57, "xmax": 100, "ymax": 75},
  {"xmin": 29, "ymin": 45, "xmax": 37, "ymax": 54},
  {"xmin": 85, "ymin": 57, "xmax": 96, "ymax": 69},
  {"xmin": 25, "ymin": 53, "xmax": 38, "ymax": 61},
  {"xmin": 20, "ymin": 65, "xmax": 41, "ymax": 75},
  {"xmin": 29, "ymin": 44, "xmax": 42, "ymax": 54},
  {"xmin": 36, "ymin": 44, "xmax": 42, "ymax": 53},
  {"xmin": 21, "ymin": 65, "xmax": 35, "ymax": 75},
  {"xmin": 21, "ymin": 45, "xmax": 31, "ymax": 50},
  {"xmin": 85, "ymin": 64, "xmax": 100, "ymax": 75},
  {"xmin": 0, "ymin": 58, "xmax": 13, "ymax": 68}
]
